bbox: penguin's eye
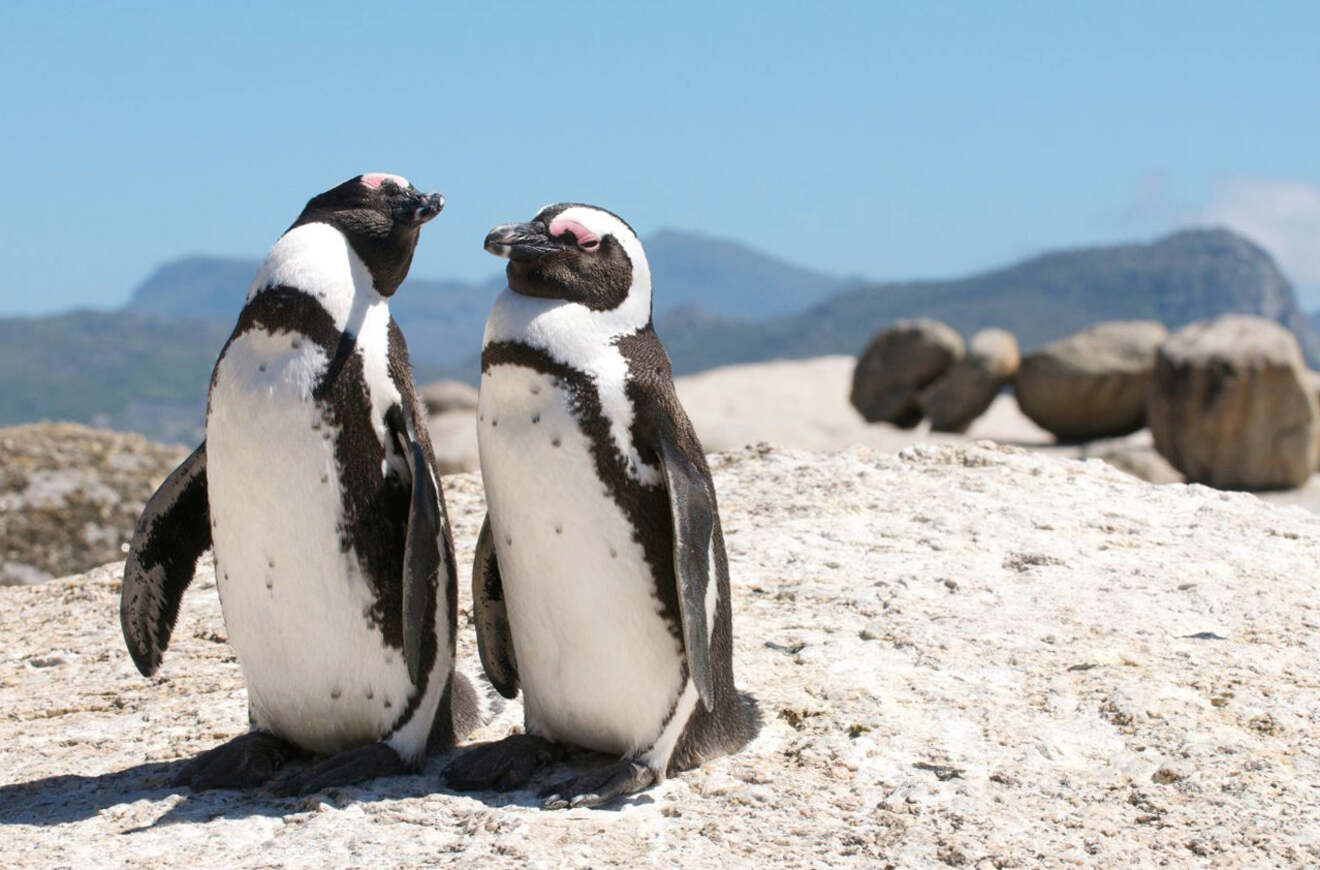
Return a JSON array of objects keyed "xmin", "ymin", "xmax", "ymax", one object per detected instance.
[{"xmin": 548, "ymin": 218, "xmax": 601, "ymax": 252}]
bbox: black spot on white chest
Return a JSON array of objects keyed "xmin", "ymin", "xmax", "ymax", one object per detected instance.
[
  {"xmin": 208, "ymin": 318, "xmax": 409, "ymax": 644},
  {"xmin": 476, "ymin": 364, "xmax": 686, "ymax": 752}
]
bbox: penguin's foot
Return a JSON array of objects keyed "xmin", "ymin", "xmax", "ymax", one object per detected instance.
[
  {"xmin": 267, "ymin": 741, "xmax": 409, "ymax": 797},
  {"xmin": 443, "ymin": 734, "xmax": 565, "ymax": 792},
  {"xmin": 176, "ymin": 731, "xmax": 304, "ymax": 791},
  {"xmin": 540, "ymin": 759, "xmax": 656, "ymax": 810}
]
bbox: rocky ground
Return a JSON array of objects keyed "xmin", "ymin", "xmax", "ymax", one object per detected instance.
[
  {"xmin": 0, "ymin": 356, "xmax": 1301, "ymax": 596},
  {"xmin": 2, "ymin": 443, "xmax": 1319, "ymax": 868},
  {"xmin": 673, "ymin": 355, "xmax": 1310, "ymax": 510},
  {"xmin": 0, "ymin": 424, "xmax": 188, "ymax": 585},
  {"xmin": 429, "ymin": 355, "xmax": 1137, "ymax": 472}
]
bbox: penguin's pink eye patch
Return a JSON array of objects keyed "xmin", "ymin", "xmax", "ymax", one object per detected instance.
[
  {"xmin": 361, "ymin": 172, "xmax": 410, "ymax": 190},
  {"xmin": 548, "ymin": 218, "xmax": 601, "ymax": 250}
]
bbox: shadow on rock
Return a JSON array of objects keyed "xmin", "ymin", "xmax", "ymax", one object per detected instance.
[
  {"xmin": 0, "ymin": 758, "xmax": 197, "ymax": 827},
  {"xmin": 0, "ymin": 749, "xmax": 647, "ymax": 829}
]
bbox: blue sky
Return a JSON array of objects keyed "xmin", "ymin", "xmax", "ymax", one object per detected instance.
[{"xmin": 3, "ymin": 1, "xmax": 1320, "ymax": 314}]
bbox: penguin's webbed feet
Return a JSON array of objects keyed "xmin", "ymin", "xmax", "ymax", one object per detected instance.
[
  {"xmin": 176, "ymin": 731, "xmax": 304, "ymax": 791},
  {"xmin": 443, "ymin": 734, "xmax": 564, "ymax": 793},
  {"xmin": 539, "ymin": 759, "xmax": 656, "ymax": 810},
  {"xmin": 266, "ymin": 741, "xmax": 409, "ymax": 796}
]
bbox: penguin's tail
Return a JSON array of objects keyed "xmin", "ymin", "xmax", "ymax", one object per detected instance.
[{"xmin": 449, "ymin": 667, "xmax": 506, "ymax": 741}]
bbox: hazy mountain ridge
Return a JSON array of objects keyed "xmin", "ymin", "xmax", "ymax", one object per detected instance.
[
  {"xmin": 656, "ymin": 227, "xmax": 1320, "ymax": 375},
  {"xmin": 644, "ymin": 228, "xmax": 849, "ymax": 318},
  {"xmin": 121, "ymin": 229, "xmax": 851, "ymax": 366},
  {"xmin": 0, "ymin": 229, "xmax": 848, "ymax": 441},
  {"xmin": 3, "ymin": 226, "xmax": 1316, "ymax": 441},
  {"xmin": 0, "ymin": 311, "xmax": 228, "ymax": 443},
  {"xmin": 126, "ymin": 256, "xmax": 508, "ymax": 368},
  {"xmin": 124, "ymin": 256, "xmax": 261, "ymax": 320}
]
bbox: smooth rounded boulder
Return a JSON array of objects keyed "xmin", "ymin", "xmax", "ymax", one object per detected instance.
[
  {"xmin": 1147, "ymin": 315, "xmax": 1320, "ymax": 490},
  {"xmin": 921, "ymin": 328, "xmax": 1020, "ymax": 433},
  {"xmin": 1014, "ymin": 321, "xmax": 1167, "ymax": 442},
  {"xmin": 850, "ymin": 319, "xmax": 963, "ymax": 428}
]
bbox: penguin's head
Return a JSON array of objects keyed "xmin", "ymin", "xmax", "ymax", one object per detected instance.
[
  {"xmin": 484, "ymin": 203, "xmax": 651, "ymax": 313},
  {"xmin": 289, "ymin": 173, "xmax": 445, "ymax": 296}
]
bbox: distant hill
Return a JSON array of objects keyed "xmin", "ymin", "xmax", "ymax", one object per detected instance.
[
  {"xmin": 4, "ymin": 226, "xmax": 1314, "ymax": 441},
  {"xmin": 126, "ymin": 257, "xmax": 507, "ymax": 367},
  {"xmin": 2, "ymin": 229, "xmax": 848, "ymax": 441},
  {"xmin": 121, "ymin": 229, "xmax": 850, "ymax": 368},
  {"xmin": 644, "ymin": 229, "xmax": 848, "ymax": 318},
  {"xmin": 123, "ymin": 256, "xmax": 261, "ymax": 320},
  {"xmin": 0, "ymin": 312, "xmax": 228, "ymax": 444},
  {"xmin": 654, "ymin": 227, "xmax": 1320, "ymax": 375}
]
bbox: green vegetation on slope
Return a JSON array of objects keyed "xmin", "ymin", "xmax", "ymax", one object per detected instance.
[{"xmin": 0, "ymin": 312, "xmax": 228, "ymax": 442}]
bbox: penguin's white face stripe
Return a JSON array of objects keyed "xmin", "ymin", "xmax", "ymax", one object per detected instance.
[
  {"xmin": 361, "ymin": 172, "xmax": 410, "ymax": 190},
  {"xmin": 484, "ymin": 206, "xmax": 657, "ymax": 485}
]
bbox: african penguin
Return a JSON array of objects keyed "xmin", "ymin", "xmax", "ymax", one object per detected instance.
[
  {"xmin": 444, "ymin": 203, "xmax": 758, "ymax": 809},
  {"xmin": 121, "ymin": 173, "xmax": 482, "ymax": 794}
]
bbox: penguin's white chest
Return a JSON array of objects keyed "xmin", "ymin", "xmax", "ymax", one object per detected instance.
[
  {"xmin": 206, "ymin": 330, "xmax": 414, "ymax": 755},
  {"xmin": 478, "ymin": 364, "xmax": 686, "ymax": 756}
]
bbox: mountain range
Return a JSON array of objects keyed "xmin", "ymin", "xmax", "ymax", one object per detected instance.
[
  {"xmin": 1, "ymin": 226, "xmax": 1315, "ymax": 443},
  {"xmin": 654, "ymin": 227, "xmax": 1320, "ymax": 375},
  {"xmin": 122, "ymin": 229, "xmax": 850, "ymax": 368}
]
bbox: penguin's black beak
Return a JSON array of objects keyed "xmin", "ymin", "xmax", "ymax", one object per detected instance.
[
  {"xmin": 484, "ymin": 221, "xmax": 558, "ymax": 262},
  {"xmin": 413, "ymin": 192, "xmax": 445, "ymax": 225}
]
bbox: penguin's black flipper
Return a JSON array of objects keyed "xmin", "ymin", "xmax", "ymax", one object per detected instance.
[
  {"xmin": 472, "ymin": 515, "xmax": 519, "ymax": 699},
  {"xmin": 121, "ymin": 442, "xmax": 211, "ymax": 677},
  {"xmin": 387, "ymin": 405, "xmax": 451, "ymax": 688},
  {"xmin": 646, "ymin": 412, "xmax": 717, "ymax": 713}
]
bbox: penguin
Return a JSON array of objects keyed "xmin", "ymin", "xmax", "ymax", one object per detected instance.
[
  {"xmin": 443, "ymin": 203, "xmax": 758, "ymax": 809},
  {"xmin": 120, "ymin": 173, "xmax": 481, "ymax": 795}
]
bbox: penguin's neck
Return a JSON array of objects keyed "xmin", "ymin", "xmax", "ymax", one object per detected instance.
[
  {"xmin": 483, "ymin": 282, "xmax": 652, "ymax": 373},
  {"xmin": 248, "ymin": 222, "xmax": 388, "ymax": 333}
]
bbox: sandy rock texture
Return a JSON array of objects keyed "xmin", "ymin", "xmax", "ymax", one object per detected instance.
[
  {"xmin": 672, "ymin": 356, "xmax": 1045, "ymax": 456},
  {"xmin": 3, "ymin": 444, "xmax": 1319, "ymax": 868},
  {"xmin": 0, "ymin": 424, "xmax": 188, "ymax": 585},
  {"xmin": 418, "ymin": 380, "xmax": 479, "ymax": 416},
  {"xmin": 418, "ymin": 381, "xmax": 481, "ymax": 474},
  {"xmin": 419, "ymin": 353, "xmax": 1162, "ymax": 480},
  {"xmin": 425, "ymin": 410, "xmax": 480, "ymax": 475}
]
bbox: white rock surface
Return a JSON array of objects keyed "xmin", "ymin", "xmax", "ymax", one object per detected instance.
[
  {"xmin": 422, "ymin": 355, "xmax": 1028, "ymax": 473},
  {"xmin": 3, "ymin": 444, "xmax": 1319, "ymax": 867},
  {"xmin": 425, "ymin": 409, "xmax": 480, "ymax": 475},
  {"xmin": 670, "ymin": 354, "xmax": 1320, "ymax": 508},
  {"xmin": 673, "ymin": 355, "xmax": 1049, "ymax": 454},
  {"xmin": 418, "ymin": 380, "xmax": 479, "ymax": 415}
]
